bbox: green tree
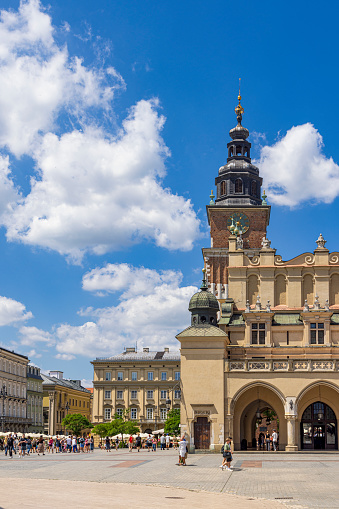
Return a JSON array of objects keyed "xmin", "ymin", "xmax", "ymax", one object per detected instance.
[
  {"xmin": 62, "ymin": 413, "xmax": 92, "ymax": 435},
  {"xmin": 164, "ymin": 408, "xmax": 180, "ymax": 436},
  {"xmin": 92, "ymin": 422, "xmax": 111, "ymax": 438}
]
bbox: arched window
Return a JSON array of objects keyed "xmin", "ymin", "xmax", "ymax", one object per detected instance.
[
  {"xmin": 251, "ymin": 181, "xmax": 257, "ymax": 196},
  {"xmin": 303, "ymin": 274, "xmax": 314, "ymax": 306},
  {"xmin": 228, "ymin": 147, "xmax": 233, "ymax": 157},
  {"xmin": 220, "ymin": 181, "xmax": 226, "ymax": 196},
  {"xmin": 275, "ymin": 274, "xmax": 287, "ymax": 306},
  {"xmin": 236, "ymin": 146, "xmax": 242, "ymax": 156},
  {"xmin": 248, "ymin": 275, "xmax": 259, "ymax": 306},
  {"xmin": 235, "ymin": 179, "xmax": 243, "ymax": 194}
]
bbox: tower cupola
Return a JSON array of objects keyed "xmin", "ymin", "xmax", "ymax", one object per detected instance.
[{"xmin": 188, "ymin": 269, "xmax": 219, "ymax": 326}]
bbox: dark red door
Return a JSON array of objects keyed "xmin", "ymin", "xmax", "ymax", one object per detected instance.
[{"xmin": 194, "ymin": 417, "xmax": 210, "ymax": 449}]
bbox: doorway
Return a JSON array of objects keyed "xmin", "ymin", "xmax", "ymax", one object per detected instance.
[
  {"xmin": 194, "ymin": 417, "xmax": 210, "ymax": 449},
  {"xmin": 301, "ymin": 402, "xmax": 337, "ymax": 450}
]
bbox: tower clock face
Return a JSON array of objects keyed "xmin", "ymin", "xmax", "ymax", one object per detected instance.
[{"xmin": 227, "ymin": 212, "xmax": 250, "ymax": 234}]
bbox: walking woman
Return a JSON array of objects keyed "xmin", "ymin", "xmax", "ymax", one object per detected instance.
[
  {"xmin": 37, "ymin": 435, "xmax": 45, "ymax": 456},
  {"xmin": 220, "ymin": 437, "xmax": 233, "ymax": 471},
  {"xmin": 178, "ymin": 435, "xmax": 187, "ymax": 466}
]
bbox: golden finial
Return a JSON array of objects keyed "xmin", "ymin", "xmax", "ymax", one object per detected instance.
[{"xmin": 235, "ymin": 78, "xmax": 244, "ymax": 123}]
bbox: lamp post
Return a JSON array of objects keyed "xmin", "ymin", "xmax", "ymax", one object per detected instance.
[{"xmin": 0, "ymin": 385, "xmax": 7, "ymax": 432}]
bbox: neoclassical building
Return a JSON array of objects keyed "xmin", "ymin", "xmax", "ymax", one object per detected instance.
[{"xmin": 177, "ymin": 94, "xmax": 339, "ymax": 451}]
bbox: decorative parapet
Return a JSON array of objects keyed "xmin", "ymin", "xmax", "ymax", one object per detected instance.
[{"xmin": 226, "ymin": 359, "xmax": 339, "ymax": 372}]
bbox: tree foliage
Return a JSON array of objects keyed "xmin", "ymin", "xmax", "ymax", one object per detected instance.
[
  {"xmin": 164, "ymin": 408, "xmax": 180, "ymax": 436},
  {"xmin": 61, "ymin": 413, "xmax": 92, "ymax": 435},
  {"xmin": 91, "ymin": 423, "xmax": 111, "ymax": 438},
  {"xmin": 92, "ymin": 409, "xmax": 140, "ymax": 439}
]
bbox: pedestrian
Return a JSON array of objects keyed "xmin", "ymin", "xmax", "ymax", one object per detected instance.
[
  {"xmin": 146, "ymin": 435, "xmax": 152, "ymax": 452},
  {"xmin": 105, "ymin": 436, "xmax": 111, "ymax": 452},
  {"xmin": 272, "ymin": 429, "xmax": 278, "ymax": 451},
  {"xmin": 79, "ymin": 436, "xmax": 85, "ymax": 452},
  {"xmin": 37, "ymin": 435, "xmax": 44, "ymax": 456},
  {"xmin": 7, "ymin": 434, "xmax": 14, "ymax": 458},
  {"xmin": 265, "ymin": 431, "xmax": 271, "ymax": 451},
  {"xmin": 152, "ymin": 437, "xmax": 157, "ymax": 452},
  {"xmin": 220, "ymin": 437, "xmax": 233, "ymax": 471},
  {"xmin": 166, "ymin": 434, "xmax": 170, "ymax": 450},
  {"xmin": 90, "ymin": 436, "xmax": 94, "ymax": 452},
  {"xmin": 66, "ymin": 435, "xmax": 72, "ymax": 453},
  {"xmin": 26, "ymin": 436, "xmax": 32, "ymax": 456},
  {"xmin": 178, "ymin": 435, "xmax": 187, "ymax": 466},
  {"xmin": 72, "ymin": 435, "xmax": 77, "ymax": 453},
  {"xmin": 128, "ymin": 435, "xmax": 133, "ymax": 452},
  {"xmin": 160, "ymin": 434, "xmax": 166, "ymax": 450},
  {"xmin": 115, "ymin": 437, "xmax": 119, "ymax": 450},
  {"xmin": 135, "ymin": 433, "xmax": 141, "ymax": 452}
]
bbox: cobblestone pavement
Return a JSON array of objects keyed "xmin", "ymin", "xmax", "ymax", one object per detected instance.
[{"xmin": 0, "ymin": 449, "xmax": 339, "ymax": 508}]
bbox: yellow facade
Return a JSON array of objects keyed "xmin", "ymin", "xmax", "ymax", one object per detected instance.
[
  {"xmin": 92, "ymin": 347, "xmax": 180, "ymax": 432},
  {"xmin": 42, "ymin": 372, "xmax": 92, "ymax": 435}
]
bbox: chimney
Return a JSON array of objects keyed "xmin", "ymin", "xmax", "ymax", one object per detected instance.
[
  {"xmin": 164, "ymin": 348, "xmax": 169, "ymax": 353},
  {"xmin": 143, "ymin": 347, "xmax": 149, "ymax": 353},
  {"xmin": 49, "ymin": 371, "xmax": 63, "ymax": 380},
  {"xmin": 126, "ymin": 347, "xmax": 136, "ymax": 353}
]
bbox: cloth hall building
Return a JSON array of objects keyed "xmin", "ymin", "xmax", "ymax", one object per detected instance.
[{"xmin": 177, "ymin": 94, "xmax": 339, "ymax": 452}]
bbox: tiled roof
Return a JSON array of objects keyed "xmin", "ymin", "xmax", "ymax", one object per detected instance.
[
  {"xmin": 94, "ymin": 351, "xmax": 180, "ymax": 362},
  {"xmin": 176, "ymin": 324, "xmax": 227, "ymax": 338},
  {"xmin": 272, "ymin": 313, "xmax": 303, "ymax": 325},
  {"xmin": 41, "ymin": 374, "xmax": 91, "ymax": 393}
]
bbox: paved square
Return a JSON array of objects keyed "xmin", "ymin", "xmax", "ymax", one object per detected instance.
[{"xmin": 1, "ymin": 449, "xmax": 339, "ymax": 508}]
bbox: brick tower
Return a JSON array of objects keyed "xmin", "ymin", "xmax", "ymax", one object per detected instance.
[{"xmin": 203, "ymin": 86, "xmax": 270, "ymax": 302}]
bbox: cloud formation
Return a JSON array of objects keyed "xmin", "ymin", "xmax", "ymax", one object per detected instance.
[
  {"xmin": 257, "ymin": 123, "xmax": 339, "ymax": 207},
  {"xmin": 0, "ymin": 296, "xmax": 32, "ymax": 326},
  {"xmin": 19, "ymin": 263, "xmax": 196, "ymax": 358},
  {"xmin": 0, "ymin": 0, "xmax": 200, "ymax": 262}
]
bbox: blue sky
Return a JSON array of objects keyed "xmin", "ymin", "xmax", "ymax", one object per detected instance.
[{"xmin": 0, "ymin": 0, "xmax": 339, "ymax": 385}]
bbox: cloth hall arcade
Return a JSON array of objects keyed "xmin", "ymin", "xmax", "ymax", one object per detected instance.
[{"xmin": 177, "ymin": 92, "xmax": 339, "ymax": 452}]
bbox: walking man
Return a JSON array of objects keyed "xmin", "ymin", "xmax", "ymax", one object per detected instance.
[
  {"xmin": 272, "ymin": 429, "xmax": 278, "ymax": 451},
  {"xmin": 160, "ymin": 434, "xmax": 166, "ymax": 450}
]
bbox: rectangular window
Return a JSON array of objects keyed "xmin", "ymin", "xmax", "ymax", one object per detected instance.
[
  {"xmin": 161, "ymin": 372, "xmax": 167, "ymax": 381},
  {"xmin": 131, "ymin": 371, "xmax": 137, "ymax": 381},
  {"xmin": 147, "ymin": 390, "xmax": 154, "ymax": 399},
  {"xmin": 75, "ymin": 400, "xmax": 77, "ymax": 406},
  {"xmin": 105, "ymin": 372, "xmax": 111, "ymax": 381},
  {"xmin": 175, "ymin": 371, "xmax": 180, "ymax": 381},
  {"xmin": 160, "ymin": 408, "xmax": 167, "ymax": 420},
  {"xmin": 130, "ymin": 408, "xmax": 137, "ymax": 420},
  {"xmin": 117, "ymin": 391, "xmax": 123, "ymax": 399},
  {"xmin": 105, "ymin": 390, "xmax": 111, "ymax": 399},
  {"xmin": 105, "ymin": 408, "xmax": 111, "ymax": 420},
  {"xmin": 147, "ymin": 408, "xmax": 153, "ymax": 419},
  {"xmin": 148, "ymin": 371, "xmax": 153, "ymax": 381},
  {"xmin": 251, "ymin": 323, "xmax": 266, "ymax": 345},
  {"xmin": 130, "ymin": 390, "xmax": 137, "ymax": 399},
  {"xmin": 160, "ymin": 390, "xmax": 167, "ymax": 399},
  {"xmin": 79, "ymin": 401, "xmax": 81, "ymax": 408},
  {"xmin": 116, "ymin": 408, "xmax": 123, "ymax": 417},
  {"xmin": 310, "ymin": 323, "xmax": 325, "ymax": 344},
  {"xmin": 174, "ymin": 390, "xmax": 181, "ymax": 399},
  {"xmin": 117, "ymin": 371, "xmax": 123, "ymax": 381}
]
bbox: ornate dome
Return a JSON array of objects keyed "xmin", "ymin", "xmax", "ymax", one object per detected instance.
[{"xmin": 189, "ymin": 270, "xmax": 219, "ymax": 312}]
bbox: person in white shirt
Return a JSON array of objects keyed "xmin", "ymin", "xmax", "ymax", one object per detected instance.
[
  {"xmin": 165, "ymin": 434, "xmax": 170, "ymax": 450},
  {"xmin": 272, "ymin": 430, "xmax": 278, "ymax": 451}
]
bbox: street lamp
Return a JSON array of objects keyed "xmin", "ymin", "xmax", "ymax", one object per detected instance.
[{"xmin": 0, "ymin": 385, "xmax": 7, "ymax": 432}]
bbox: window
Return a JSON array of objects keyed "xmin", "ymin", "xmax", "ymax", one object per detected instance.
[
  {"xmin": 131, "ymin": 371, "xmax": 137, "ymax": 381},
  {"xmin": 175, "ymin": 371, "xmax": 180, "ymax": 381},
  {"xmin": 75, "ymin": 400, "xmax": 77, "ymax": 406},
  {"xmin": 174, "ymin": 390, "xmax": 181, "ymax": 399},
  {"xmin": 79, "ymin": 401, "xmax": 81, "ymax": 408},
  {"xmin": 105, "ymin": 408, "xmax": 111, "ymax": 420},
  {"xmin": 72, "ymin": 399, "xmax": 74, "ymax": 406},
  {"xmin": 147, "ymin": 408, "xmax": 153, "ymax": 419},
  {"xmin": 105, "ymin": 390, "xmax": 111, "ymax": 399},
  {"xmin": 160, "ymin": 408, "xmax": 167, "ymax": 420},
  {"xmin": 251, "ymin": 181, "xmax": 257, "ymax": 196},
  {"xmin": 235, "ymin": 178, "xmax": 243, "ymax": 194},
  {"xmin": 161, "ymin": 372, "xmax": 167, "ymax": 381},
  {"xmin": 221, "ymin": 181, "xmax": 226, "ymax": 196},
  {"xmin": 117, "ymin": 391, "xmax": 123, "ymax": 399},
  {"xmin": 147, "ymin": 390, "xmax": 154, "ymax": 399},
  {"xmin": 130, "ymin": 408, "xmax": 137, "ymax": 420},
  {"xmin": 105, "ymin": 372, "xmax": 111, "ymax": 381},
  {"xmin": 117, "ymin": 371, "xmax": 123, "ymax": 381},
  {"xmin": 160, "ymin": 390, "xmax": 167, "ymax": 399},
  {"xmin": 116, "ymin": 408, "xmax": 123, "ymax": 417},
  {"xmin": 131, "ymin": 390, "xmax": 137, "ymax": 399},
  {"xmin": 310, "ymin": 323, "xmax": 325, "ymax": 344},
  {"xmin": 251, "ymin": 323, "xmax": 266, "ymax": 345},
  {"xmin": 148, "ymin": 371, "xmax": 153, "ymax": 381}
]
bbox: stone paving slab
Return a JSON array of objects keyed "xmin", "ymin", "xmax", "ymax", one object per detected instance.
[{"xmin": 0, "ymin": 449, "xmax": 339, "ymax": 507}]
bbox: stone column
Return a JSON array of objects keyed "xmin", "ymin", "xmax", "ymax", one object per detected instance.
[
  {"xmin": 285, "ymin": 415, "xmax": 298, "ymax": 451},
  {"xmin": 48, "ymin": 392, "xmax": 56, "ymax": 436}
]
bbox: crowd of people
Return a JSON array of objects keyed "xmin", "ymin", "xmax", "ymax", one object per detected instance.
[
  {"xmin": 101, "ymin": 433, "xmax": 177, "ymax": 452},
  {"xmin": 0, "ymin": 434, "xmax": 95, "ymax": 457}
]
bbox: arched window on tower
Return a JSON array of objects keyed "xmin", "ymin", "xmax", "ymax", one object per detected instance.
[
  {"xmin": 235, "ymin": 179, "xmax": 243, "ymax": 194},
  {"xmin": 228, "ymin": 147, "xmax": 234, "ymax": 158},
  {"xmin": 251, "ymin": 181, "xmax": 257, "ymax": 196},
  {"xmin": 220, "ymin": 181, "xmax": 226, "ymax": 196},
  {"xmin": 236, "ymin": 146, "xmax": 242, "ymax": 156}
]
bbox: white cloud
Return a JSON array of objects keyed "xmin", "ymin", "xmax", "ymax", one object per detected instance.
[
  {"xmin": 81, "ymin": 378, "xmax": 93, "ymax": 388},
  {"xmin": 32, "ymin": 264, "xmax": 196, "ymax": 358},
  {"xmin": 0, "ymin": 1, "xmax": 200, "ymax": 261},
  {"xmin": 0, "ymin": 296, "xmax": 32, "ymax": 326},
  {"xmin": 19, "ymin": 325, "xmax": 54, "ymax": 346},
  {"xmin": 27, "ymin": 349, "xmax": 42, "ymax": 358},
  {"xmin": 257, "ymin": 123, "xmax": 339, "ymax": 207},
  {"xmin": 55, "ymin": 353, "xmax": 75, "ymax": 361},
  {"xmin": 82, "ymin": 263, "xmax": 182, "ymax": 298}
]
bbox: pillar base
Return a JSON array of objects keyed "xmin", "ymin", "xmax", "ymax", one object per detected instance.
[{"xmin": 285, "ymin": 445, "xmax": 298, "ymax": 452}]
